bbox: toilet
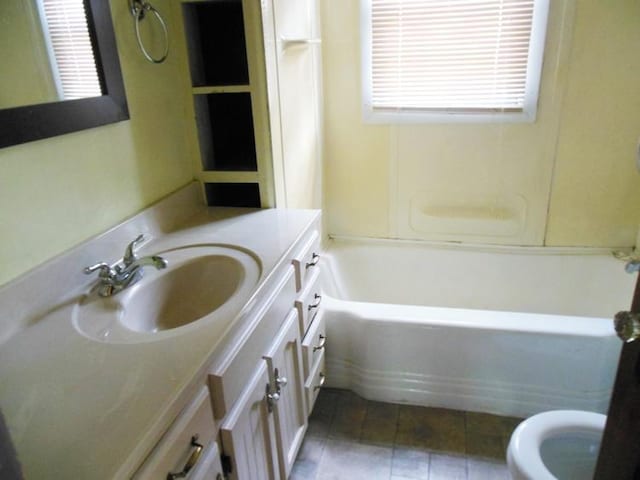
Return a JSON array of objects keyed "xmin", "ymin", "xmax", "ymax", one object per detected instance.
[{"xmin": 506, "ymin": 410, "xmax": 606, "ymax": 480}]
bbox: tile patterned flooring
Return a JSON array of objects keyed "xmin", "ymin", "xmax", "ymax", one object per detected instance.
[{"xmin": 292, "ymin": 389, "xmax": 522, "ymax": 480}]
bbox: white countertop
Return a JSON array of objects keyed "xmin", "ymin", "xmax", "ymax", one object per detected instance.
[{"xmin": 0, "ymin": 191, "xmax": 320, "ymax": 479}]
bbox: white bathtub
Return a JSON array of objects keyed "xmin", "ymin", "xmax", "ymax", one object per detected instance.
[{"xmin": 321, "ymin": 237, "xmax": 636, "ymax": 418}]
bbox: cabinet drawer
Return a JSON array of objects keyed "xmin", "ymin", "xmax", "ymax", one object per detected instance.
[
  {"xmin": 190, "ymin": 440, "xmax": 224, "ymax": 480},
  {"xmin": 304, "ymin": 349, "xmax": 326, "ymax": 415},
  {"xmin": 291, "ymin": 229, "xmax": 320, "ymax": 292},
  {"xmin": 209, "ymin": 267, "xmax": 296, "ymax": 419},
  {"xmin": 294, "ymin": 268, "xmax": 321, "ymax": 337},
  {"xmin": 301, "ymin": 310, "xmax": 326, "ymax": 380},
  {"xmin": 134, "ymin": 387, "xmax": 216, "ymax": 479}
]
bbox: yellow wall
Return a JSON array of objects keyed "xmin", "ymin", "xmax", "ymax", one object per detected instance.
[
  {"xmin": 321, "ymin": 0, "xmax": 640, "ymax": 247},
  {"xmin": 0, "ymin": 0, "xmax": 196, "ymax": 286},
  {"xmin": 546, "ymin": 1, "xmax": 640, "ymax": 246}
]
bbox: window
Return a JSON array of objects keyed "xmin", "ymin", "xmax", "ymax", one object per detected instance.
[
  {"xmin": 361, "ymin": 0, "xmax": 550, "ymax": 123},
  {"xmin": 37, "ymin": 0, "xmax": 103, "ymax": 100}
]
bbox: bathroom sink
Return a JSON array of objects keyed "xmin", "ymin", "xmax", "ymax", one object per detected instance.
[{"xmin": 73, "ymin": 245, "xmax": 262, "ymax": 343}]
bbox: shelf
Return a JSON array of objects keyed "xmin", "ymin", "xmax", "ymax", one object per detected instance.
[
  {"xmin": 182, "ymin": 1, "xmax": 249, "ymax": 87},
  {"xmin": 194, "ymin": 92, "xmax": 257, "ymax": 172},
  {"xmin": 204, "ymin": 182, "xmax": 261, "ymax": 208},
  {"xmin": 192, "ymin": 85, "xmax": 251, "ymax": 95},
  {"xmin": 201, "ymin": 171, "xmax": 259, "ymax": 183},
  {"xmin": 182, "ymin": 0, "xmax": 275, "ymax": 208}
]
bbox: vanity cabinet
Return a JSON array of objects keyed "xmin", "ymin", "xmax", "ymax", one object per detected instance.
[
  {"xmin": 134, "ymin": 387, "xmax": 221, "ymax": 480},
  {"xmin": 292, "ymin": 229, "xmax": 326, "ymax": 414},
  {"xmin": 220, "ymin": 363, "xmax": 279, "ymax": 480},
  {"xmin": 220, "ymin": 309, "xmax": 307, "ymax": 480},
  {"xmin": 264, "ymin": 310, "xmax": 307, "ymax": 478},
  {"xmin": 131, "ymin": 220, "xmax": 322, "ymax": 480},
  {"xmin": 0, "ymin": 190, "xmax": 323, "ymax": 478}
]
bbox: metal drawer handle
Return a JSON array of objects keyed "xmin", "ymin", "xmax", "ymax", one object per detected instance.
[
  {"xmin": 314, "ymin": 372, "xmax": 326, "ymax": 391},
  {"xmin": 313, "ymin": 334, "xmax": 327, "ymax": 352},
  {"xmin": 167, "ymin": 436, "xmax": 203, "ymax": 480},
  {"xmin": 308, "ymin": 294, "xmax": 322, "ymax": 311},
  {"xmin": 305, "ymin": 253, "xmax": 320, "ymax": 269},
  {"xmin": 266, "ymin": 383, "xmax": 280, "ymax": 412}
]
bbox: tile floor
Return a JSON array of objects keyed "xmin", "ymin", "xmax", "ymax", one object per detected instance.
[{"xmin": 292, "ymin": 389, "xmax": 522, "ymax": 480}]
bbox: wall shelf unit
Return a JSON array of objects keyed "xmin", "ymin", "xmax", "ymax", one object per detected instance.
[{"xmin": 182, "ymin": 0, "xmax": 275, "ymax": 208}]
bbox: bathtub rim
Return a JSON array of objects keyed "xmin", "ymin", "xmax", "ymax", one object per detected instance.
[
  {"xmin": 321, "ymin": 235, "xmax": 633, "ymax": 319},
  {"xmin": 327, "ymin": 234, "xmax": 629, "ymax": 257},
  {"xmin": 323, "ymin": 295, "xmax": 616, "ymax": 338}
]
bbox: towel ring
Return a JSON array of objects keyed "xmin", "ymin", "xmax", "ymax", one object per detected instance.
[{"xmin": 129, "ymin": 0, "xmax": 169, "ymax": 64}]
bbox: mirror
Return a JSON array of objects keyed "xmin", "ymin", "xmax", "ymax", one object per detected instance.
[{"xmin": 0, "ymin": 0, "xmax": 129, "ymax": 148}]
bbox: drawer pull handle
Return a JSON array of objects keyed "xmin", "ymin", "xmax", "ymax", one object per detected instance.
[
  {"xmin": 308, "ymin": 294, "xmax": 322, "ymax": 311},
  {"xmin": 313, "ymin": 334, "xmax": 327, "ymax": 352},
  {"xmin": 266, "ymin": 383, "xmax": 280, "ymax": 412},
  {"xmin": 305, "ymin": 253, "xmax": 320, "ymax": 269},
  {"xmin": 314, "ymin": 373, "xmax": 326, "ymax": 391},
  {"xmin": 167, "ymin": 436, "xmax": 203, "ymax": 480}
]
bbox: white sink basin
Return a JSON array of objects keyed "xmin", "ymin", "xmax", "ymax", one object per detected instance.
[{"xmin": 73, "ymin": 245, "xmax": 261, "ymax": 343}]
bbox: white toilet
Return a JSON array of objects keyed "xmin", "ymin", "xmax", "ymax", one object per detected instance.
[{"xmin": 506, "ymin": 410, "xmax": 606, "ymax": 480}]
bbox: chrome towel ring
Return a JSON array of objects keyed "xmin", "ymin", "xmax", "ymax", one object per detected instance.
[{"xmin": 129, "ymin": 0, "xmax": 169, "ymax": 64}]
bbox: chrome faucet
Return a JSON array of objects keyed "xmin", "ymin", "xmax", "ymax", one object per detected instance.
[{"xmin": 84, "ymin": 234, "xmax": 168, "ymax": 297}]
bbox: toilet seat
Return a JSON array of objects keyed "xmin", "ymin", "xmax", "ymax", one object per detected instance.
[{"xmin": 507, "ymin": 410, "xmax": 606, "ymax": 480}]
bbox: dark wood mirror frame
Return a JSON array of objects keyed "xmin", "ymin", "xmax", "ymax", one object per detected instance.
[{"xmin": 0, "ymin": 0, "xmax": 129, "ymax": 149}]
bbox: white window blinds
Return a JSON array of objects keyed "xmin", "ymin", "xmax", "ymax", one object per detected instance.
[
  {"xmin": 362, "ymin": 0, "xmax": 550, "ymax": 122},
  {"xmin": 40, "ymin": 0, "xmax": 102, "ymax": 100}
]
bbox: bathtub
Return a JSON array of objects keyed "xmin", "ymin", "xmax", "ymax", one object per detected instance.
[{"xmin": 321, "ymin": 237, "xmax": 636, "ymax": 418}]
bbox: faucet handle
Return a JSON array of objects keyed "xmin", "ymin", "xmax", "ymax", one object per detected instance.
[
  {"xmin": 84, "ymin": 262, "xmax": 115, "ymax": 278},
  {"xmin": 123, "ymin": 234, "xmax": 145, "ymax": 266}
]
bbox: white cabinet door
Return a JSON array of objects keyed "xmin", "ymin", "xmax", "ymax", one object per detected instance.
[
  {"xmin": 264, "ymin": 309, "xmax": 308, "ymax": 479},
  {"xmin": 220, "ymin": 363, "xmax": 279, "ymax": 480}
]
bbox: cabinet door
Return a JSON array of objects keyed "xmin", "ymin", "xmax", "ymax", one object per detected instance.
[
  {"xmin": 220, "ymin": 363, "xmax": 279, "ymax": 480},
  {"xmin": 264, "ymin": 309, "xmax": 308, "ymax": 479}
]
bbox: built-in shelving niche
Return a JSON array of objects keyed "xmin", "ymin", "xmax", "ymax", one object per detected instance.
[
  {"xmin": 182, "ymin": 2, "xmax": 249, "ymax": 87},
  {"xmin": 194, "ymin": 92, "xmax": 257, "ymax": 172},
  {"xmin": 182, "ymin": 0, "xmax": 270, "ymax": 208},
  {"xmin": 204, "ymin": 183, "xmax": 261, "ymax": 208}
]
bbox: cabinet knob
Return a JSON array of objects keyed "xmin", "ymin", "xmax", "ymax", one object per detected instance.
[{"xmin": 274, "ymin": 368, "xmax": 288, "ymax": 389}]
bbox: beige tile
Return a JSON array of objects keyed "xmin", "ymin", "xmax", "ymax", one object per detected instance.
[
  {"xmin": 308, "ymin": 390, "xmax": 339, "ymax": 439},
  {"xmin": 500, "ymin": 416, "xmax": 523, "ymax": 438},
  {"xmin": 465, "ymin": 411, "xmax": 522, "ymax": 437},
  {"xmin": 328, "ymin": 391, "xmax": 368, "ymax": 441},
  {"xmin": 361, "ymin": 401, "xmax": 399, "ymax": 445},
  {"xmin": 290, "ymin": 436, "xmax": 325, "ymax": 480},
  {"xmin": 465, "ymin": 432, "xmax": 507, "ymax": 460},
  {"xmin": 391, "ymin": 446, "xmax": 430, "ymax": 479},
  {"xmin": 396, "ymin": 406, "xmax": 466, "ymax": 454},
  {"xmin": 316, "ymin": 439, "xmax": 393, "ymax": 480},
  {"xmin": 467, "ymin": 458, "xmax": 510, "ymax": 480},
  {"xmin": 429, "ymin": 453, "xmax": 467, "ymax": 480},
  {"xmin": 295, "ymin": 392, "xmax": 520, "ymax": 480}
]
